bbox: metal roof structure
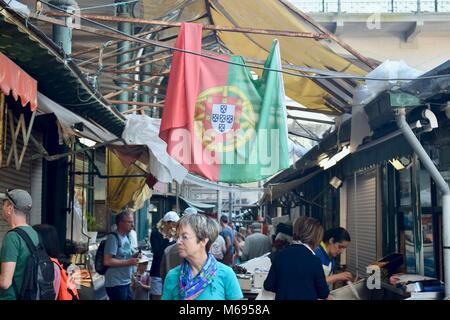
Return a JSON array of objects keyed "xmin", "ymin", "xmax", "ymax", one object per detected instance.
[
  {"xmin": 14, "ymin": 0, "xmax": 376, "ymax": 117},
  {"xmin": 0, "ymin": 1, "xmax": 125, "ymax": 137}
]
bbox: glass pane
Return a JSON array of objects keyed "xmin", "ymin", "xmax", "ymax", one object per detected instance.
[
  {"xmin": 422, "ymin": 214, "xmax": 436, "ymax": 277},
  {"xmin": 399, "ymin": 169, "xmax": 412, "ymax": 206},
  {"xmin": 403, "ymin": 211, "xmax": 416, "ymax": 274},
  {"xmin": 419, "ymin": 170, "xmax": 432, "ymax": 207}
]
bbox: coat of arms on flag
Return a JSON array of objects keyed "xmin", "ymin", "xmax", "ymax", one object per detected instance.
[{"xmin": 211, "ymin": 103, "xmax": 235, "ymax": 134}]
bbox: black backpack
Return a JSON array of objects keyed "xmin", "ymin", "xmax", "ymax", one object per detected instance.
[
  {"xmin": 95, "ymin": 232, "xmax": 123, "ymax": 275},
  {"xmin": 9, "ymin": 228, "xmax": 55, "ymax": 300}
]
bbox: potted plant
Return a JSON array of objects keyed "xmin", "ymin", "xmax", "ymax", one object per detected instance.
[{"xmin": 86, "ymin": 214, "xmax": 98, "ymax": 243}]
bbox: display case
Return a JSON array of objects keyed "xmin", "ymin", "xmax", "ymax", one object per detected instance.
[{"xmin": 72, "ymin": 243, "xmax": 108, "ymax": 300}]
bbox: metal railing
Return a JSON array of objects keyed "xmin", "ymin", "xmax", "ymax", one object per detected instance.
[{"xmin": 291, "ymin": 1, "xmax": 450, "ymax": 13}]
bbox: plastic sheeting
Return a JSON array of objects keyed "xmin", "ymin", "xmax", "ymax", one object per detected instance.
[
  {"xmin": 107, "ymin": 149, "xmax": 151, "ymax": 212},
  {"xmin": 66, "ymin": 197, "xmax": 89, "ymax": 243},
  {"xmin": 121, "ymin": 115, "xmax": 188, "ymax": 184},
  {"xmin": 354, "ymin": 60, "xmax": 422, "ymax": 106}
]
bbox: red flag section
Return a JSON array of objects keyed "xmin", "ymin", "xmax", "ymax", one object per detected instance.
[
  {"xmin": 0, "ymin": 52, "xmax": 37, "ymax": 111},
  {"xmin": 159, "ymin": 23, "xmax": 230, "ymax": 181}
]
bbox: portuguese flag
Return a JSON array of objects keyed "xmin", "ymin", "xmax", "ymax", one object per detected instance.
[{"xmin": 159, "ymin": 23, "xmax": 289, "ymax": 183}]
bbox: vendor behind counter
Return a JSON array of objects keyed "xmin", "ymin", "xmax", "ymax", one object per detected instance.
[{"xmin": 315, "ymin": 227, "xmax": 353, "ymax": 286}]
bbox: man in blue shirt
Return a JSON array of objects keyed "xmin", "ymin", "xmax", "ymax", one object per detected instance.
[
  {"xmin": 219, "ymin": 215, "xmax": 235, "ymax": 265},
  {"xmin": 103, "ymin": 211, "xmax": 140, "ymax": 300}
]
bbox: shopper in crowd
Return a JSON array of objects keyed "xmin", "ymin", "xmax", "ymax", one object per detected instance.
[
  {"xmin": 210, "ymin": 233, "xmax": 227, "ymax": 262},
  {"xmin": 0, "ymin": 189, "xmax": 39, "ymax": 300},
  {"xmin": 264, "ymin": 216, "xmax": 332, "ymax": 300},
  {"xmin": 149, "ymin": 210, "xmax": 179, "ymax": 300},
  {"xmin": 184, "ymin": 207, "xmax": 198, "ymax": 215},
  {"xmin": 103, "ymin": 211, "xmax": 140, "ymax": 300},
  {"xmin": 162, "ymin": 214, "xmax": 243, "ymax": 300},
  {"xmin": 33, "ymin": 224, "xmax": 79, "ymax": 300},
  {"xmin": 132, "ymin": 256, "xmax": 151, "ymax": 300},
  {"xmin": 219, "ymin": 215, "xmax": 235, "ymax": 266},
  {"xmin": 241, "ymin": 222, "xmax": 272, "ymax": 262},
  {"xmin": 160, "ymin": 207, "xmax": 198, "ymax": 281},
  {"xmin": 315, "ymin": 227, "xmax": 353, "ymax": 285},
  {"xmin": 234, "ymin": 227, "xmax": 246, "ymax": 264}
]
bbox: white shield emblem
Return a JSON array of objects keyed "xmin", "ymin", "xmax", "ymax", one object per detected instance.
[{"xmin": 211, "ymin": 103, "xmax": 235, "ymax": 133}]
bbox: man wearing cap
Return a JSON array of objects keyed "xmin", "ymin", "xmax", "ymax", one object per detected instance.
[
  {"xmin": 0, "ymin": 189, "xmax": 39, "ymax": 300},
  {"xmin": 241, "ymin": 222, "xmax": 272, "ymax": 262},
  {"xmin": 149, "ymin": 210, "xmax": 179, "ymax": 299}
]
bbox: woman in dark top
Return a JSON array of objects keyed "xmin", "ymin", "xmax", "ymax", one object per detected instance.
[
  {"xmin": 264, "ymin": 216, "xmax": 331, "ymax": 300},
  {"xmin": 149, "ymin": 211, "xmax": 179, "ymax": 300}
]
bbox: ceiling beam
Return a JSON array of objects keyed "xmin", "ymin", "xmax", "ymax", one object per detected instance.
[{"xmin": 44, "ymin": 12, "xmax": 329, "ymax": 40}]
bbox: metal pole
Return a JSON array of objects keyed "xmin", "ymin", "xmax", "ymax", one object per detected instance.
[
  {"xmin": 395, "ymin": 108, "xmax": 450, "ymax": 299},
  {"xmin": 176, "ymin": 181, "xmax": 180, "ymax": 214},
  {"xmin": 391, "ymin": 0, "xmax": 395, "ymax": 12},
  {"xmin": 337, "ymin": 0, "xmax": 341, "ymax": 13},
  {"xmin": 140, "ymin": 48, "xmax": 153, "ymax": 115},
  {"xmin": 115, "ymin": 0, "xmax": 134, "ymax": 113},
  {"xmin": 50, "ymin": 0, "xmax": 77, "ymax": 55},
  {"xmin": 322, "ymin": 0, "xmax": 325, "ymax": 12},
  {"xmin": 217, "ymin": 189, "xmax": 222, "ymax": 222},
  {"xmin": 417, "ymin": 0, "xmax": 421, "ymax": 13},
  {"xmin": 229, "ymin": 184, "xmax": 233, "ymax": 221},
  {"xmin": 435, "ymin": 0, "xmax": 439, "ymax": 12}
]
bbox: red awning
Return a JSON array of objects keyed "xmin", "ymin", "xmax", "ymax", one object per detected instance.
[{"xmin": 0, "ymin": 52, "xmax": 37, "ymax": 111}]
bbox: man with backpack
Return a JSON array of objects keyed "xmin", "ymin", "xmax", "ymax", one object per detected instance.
[
  {"xmin": 0, "ymin": 189, "xmax": 55, "ymax": 300},
  {"xmin": 103, "ymin": 211, "xmax": 140, "ymax": 300}
]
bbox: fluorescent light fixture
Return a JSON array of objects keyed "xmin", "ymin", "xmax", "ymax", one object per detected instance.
[
  {"xmin": 329, "ymin": 176, "xmax": 343, "ymax": 189},
  {"xmin": 79, "ymin": 137, "xmax": 97, "ymax": 148},
  {"xmin": 319, "ymin": 146, "xmax": 350, "ymax": 170},
  {"xmin": 389, "ymin": 159, "xmax": 405, "ymax": 171}
]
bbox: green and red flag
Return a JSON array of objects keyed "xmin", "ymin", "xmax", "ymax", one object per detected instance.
[{"xmin": 159, "ymin": 22, "xmax": 289, "ymax": 183}]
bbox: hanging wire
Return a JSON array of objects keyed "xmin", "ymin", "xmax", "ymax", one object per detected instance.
[
  {"xmin": 78, "ymin": 0, "xmax": 139, "ymax": 12},
  {"xmin": 38, "ymin": 0, "xmax": 450, "ymax": 82}
]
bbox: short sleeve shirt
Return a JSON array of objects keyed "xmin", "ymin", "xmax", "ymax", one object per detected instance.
[
  {"xmin": 162, "ymin": 262, "xmax": 243, "ymax": 300},
  {"xmin": 104, "ymin": 233, "xmax": 133, "ymax": 288},
  {"xmin": 0, "ymin": 226, "xmax": 39, "ymax": 300},
  {"xmin": 220, "ymin": 227, "xmax": 235, "ymax": 255}
]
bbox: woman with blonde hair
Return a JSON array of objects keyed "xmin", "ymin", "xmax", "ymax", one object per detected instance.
[
  {"xmin": 149, "ymin": 211, "xmax": 179, "ymax": 299},
  {"xmin": 264, "ymin": 216, "xmax": 331, "ymax": 300},
  {"xmin": 162, "ymin": 213, "xmax": 243, "ymax": 300}
]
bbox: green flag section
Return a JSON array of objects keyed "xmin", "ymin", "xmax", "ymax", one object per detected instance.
[{"xmin": 159, "ymin": 22, "xmax": 289, "ymax": 183}]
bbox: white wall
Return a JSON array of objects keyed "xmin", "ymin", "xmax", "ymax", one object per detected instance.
[{"xmin": 341, "ymin": 35, "xmax": 450, "ymax": 71}]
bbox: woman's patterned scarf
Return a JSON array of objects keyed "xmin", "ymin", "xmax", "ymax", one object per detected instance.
[{"xmin": 178, "ymin": 253, "xmax": 218, "ymax": 300}]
